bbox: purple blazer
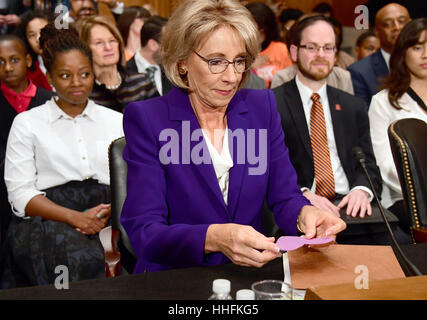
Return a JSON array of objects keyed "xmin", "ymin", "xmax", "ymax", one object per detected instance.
[{"xmin": 121, "ymin": 87, "xmax": 311, "ymax": 273}]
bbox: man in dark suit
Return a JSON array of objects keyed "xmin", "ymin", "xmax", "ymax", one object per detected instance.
[
  {"xmin": 126, "ymin": 15, "xmax": 172, "ymax": 96},
  {"xmin": 273, "ymin": 15, "xmax": 382, "ymax": 221},
  {"xmin": 347, "ymin": 3, "xmax": 410, "ymax": 107}
]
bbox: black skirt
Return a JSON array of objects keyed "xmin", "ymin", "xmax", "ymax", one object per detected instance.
[{"xmin": 0, "ymin": 179, "xmax": 111, "ymax": 288}]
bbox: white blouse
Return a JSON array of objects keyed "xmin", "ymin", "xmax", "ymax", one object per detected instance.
[
  {"xmin": 369, "ymin": 89, "xmax": 427, "ymax": 209},
  {"xmin": 202, "ymin": 127, "xmax": 234, "ymax": 206},
  {"xmin": 5, "ymin": 98, "xmax": 124, "ymax": 217}
]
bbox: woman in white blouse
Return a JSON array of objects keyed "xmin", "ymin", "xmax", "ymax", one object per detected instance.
[
  {"xmin": 0, "ymin": 24, "xmax": 123, "ymax": 288},
  {"xmin": 369, "ymin": 18, "xmax": 427, "ymax": 234}
]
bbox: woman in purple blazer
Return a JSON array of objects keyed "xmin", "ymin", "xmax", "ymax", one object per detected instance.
[{"xmin": 121, "ymin": 0, "xmax": 346, "ymax": 274}]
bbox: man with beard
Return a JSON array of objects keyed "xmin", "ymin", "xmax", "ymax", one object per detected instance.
[
  {"xmin": 272, "ymin": 16, "xmax": 387, "ymax": 242},
  {"xmin": 126, "ymin": 15, "xmax": 172, "ymax": 96},
  {"xmin": 347, "ymin": 3, "xmax": 410, "ymax": 107}
]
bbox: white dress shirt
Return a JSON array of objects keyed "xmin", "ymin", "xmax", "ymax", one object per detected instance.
[
  {"xmin": 134, "ymin": 51, "xmax": 163, "ymax": 95},
  {"xmin": 5, "ymin": 98, "xmax": 124, "ymax": 217},
  {"xmin": 202, "ymin": 127, "xmax": 234, "ymax": 206},
  {"xmin": 369, "ymin": 89, "xmax": 427, "ymax": 209},
  {"xmin": 295, "ymin": 75, "xmax": 373, "ymax": 200},
  {"xmin": 37, "ymin": 55, "xmax": 47, "ymax": 75},
  {"xmin": 380, "ymin": 48, "xmax": 391, "ymax": 70}
]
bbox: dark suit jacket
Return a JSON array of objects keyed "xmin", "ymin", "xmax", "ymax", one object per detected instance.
[
  {"xmin": 0, "ymin": 87, "xmax": 53, "ymax": 243},
  {"xmin": 272, "ymin": 79, "xmax": 382, "ymax": 198},
  {"xmin": 0, "ymin": 87, "xmax": 53, "ymax": 161},
  {"xmin": 121, "ymin": 87, "xmax": 311, "ymax": 273},
  {"xmin": 1, "ymin": 0, "xmax": 31, "ymax": 33},
  {"xmin": 126, "ymin": 56, "xmax": 173, "ymax": 96},
  {"xmin": 6, "ymin": 0, "xmax": 30, "ymax": 15},
  {"xmin": 347, "ymin": 50, "xmax": 389, "ymax": 107}
]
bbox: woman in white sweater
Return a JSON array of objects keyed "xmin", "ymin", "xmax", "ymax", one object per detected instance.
[{"xmin": 369, "ymin": 18, "xmax": 427, "ymax": 234}]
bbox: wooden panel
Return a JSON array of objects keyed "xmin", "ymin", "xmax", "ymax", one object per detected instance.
[
  {"xmin": 278, "ymin": 0, "xmax": 332, "ymax": 15},
  {"xmin": 115, "ymin": 0, "xmax": 364, "ymax": 26},
  {"xmin": 121, "ymin": 0, "xmax": 185, "ymax": 18},
  {"xmin": 332, "ymin": 0, "xmax": 367, "ymax": 27},
  {"xmin": 305, "ymin": 275, "xmax": 427, "ymax": 300}
]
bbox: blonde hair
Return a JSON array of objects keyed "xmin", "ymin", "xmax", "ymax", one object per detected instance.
[
  {"xmin": 75, "ymin": 15, "xmax": 126, "ymax": 67},
  {"xmin": 161, "ymin": 0, "xmax": 260, "ymax": 89}
]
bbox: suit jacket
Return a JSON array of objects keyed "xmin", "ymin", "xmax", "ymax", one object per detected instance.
[
  {"xmin": 244, "ymin": 71, "xmax": 266, "ymax": 90},
  {"xmin": 0, "ymin": 86, "xmax": 53, "ymax": 243},
  {"xmin": 272, "ymin": 79, "xmax": 382, "ymax": 198},
  {"xmin": 0, "ymin": 87, "xmax": 53, "ymax": 161},
  {"xmin": 1, "ymin": 0, "xmax": 31, "ymax": 33},
  {"xmin": 5, "ymin": 0, "xmax": 30, "ymax": 15},
  {"xmin": 126, "ymin": 56, "xmax": 173, "ymax": 96},
  {"xmin": 121, "ymin": 87, "xmax": 311, "ymax": 273},
  {"xmin": 347, "ymin": 50, "xmax": 389, "ymax": 107},
  {"xmin": 271, "ymin": 65, "xmax": 354, "ymax": 95}
]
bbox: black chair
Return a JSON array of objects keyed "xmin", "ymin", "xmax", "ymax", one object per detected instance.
[
  {"xmin": 388, "ymin": 118, "xmax": 427, "ymax": 243},
  {"xmin": 107, "ymin": 137, "xmax": 137, "ymax": 274}
]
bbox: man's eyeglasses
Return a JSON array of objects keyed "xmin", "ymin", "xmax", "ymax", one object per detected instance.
[
  {"xmin": 299, "ymin": 43, "xmax": 337, "ymax": 54},
  {"xmin": 193, "ymin": 51, "xmax": 250, "ymax": 74}
]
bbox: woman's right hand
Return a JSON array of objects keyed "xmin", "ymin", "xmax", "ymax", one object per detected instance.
[
  {"xmin": 204, "ymin": 223, "xmax": 282, "ymax": 268},
  {"xmin": 71, "ymin": 204, "xmax": 111, "ymax": 235}
]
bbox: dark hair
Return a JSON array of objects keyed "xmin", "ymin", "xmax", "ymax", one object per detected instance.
[
  {"xmin": 383, "ymin": 18, "xmax": 427, "ymax": 110},
  {"xmin": 0, "ymin": 34, "xmax": 29, "ymax": 55},
  {"xmin": 290, "ymin": 14, "xmax": 336, "ymax": 47},
  {"xmin": 356, "ymin": 30, "xmax": 377, "ymax": 47},
  {"xmin": 246, "ymin": 2, "xmax": 280, "ymax": 50},
  {"xmin": 279, "ymin": 8, "xmax": 303, "ymax": 24},
  {"xmin": 312, "ymin": 2, "xmax": 334, "ymax": 17},
  {"xmin": 117, "ymin": 6, "xmax": 151, "ymax": 46},
  {"xmin": 140, "ymin": 15, "xmax": 168, "ymax": 47},
  {"xmin": 14, "ymin": 10, "xmax": 53, "ymax": 71},
  {"xmin": 39, "ymin": 23, "xmax": 92, "ymax": 73},
  {"xmin": 329, "ymin": 17, "xmax": 343, "ymax": 50}
]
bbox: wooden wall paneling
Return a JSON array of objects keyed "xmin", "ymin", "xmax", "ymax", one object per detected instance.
[
  {"xmin": 120, "ymin": 0, "xmax": 185, "ymax": 18},
  {"xmin": 332, "ymin": 0, "xmax": 367, "ymax": 27},
  {"xmin": 274, "ymin": 0, "xmax": 333, "ymax": 15}
]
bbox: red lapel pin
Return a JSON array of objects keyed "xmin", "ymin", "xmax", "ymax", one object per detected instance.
[{"xmin": 335, "ymin": 104, "xmax": 341, "ymax": 111}]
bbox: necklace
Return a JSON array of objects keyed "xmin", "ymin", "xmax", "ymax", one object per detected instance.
[{"xmin": 96, "ymin": 72, "xmax": 122, "ymax": 90}]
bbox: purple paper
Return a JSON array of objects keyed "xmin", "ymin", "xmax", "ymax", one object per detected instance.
[{"xmin": 276, "ymin": 236, "xmax": 334, "ymax": 252}]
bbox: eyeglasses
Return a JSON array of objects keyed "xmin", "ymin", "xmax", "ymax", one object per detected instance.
[
  {"xmin": 192, "ymin": 50, "xmax": 250, "ymax": 74},
  {"xmin": 299, "ymin": 43, "xmax": 336, "ymax": 54}
]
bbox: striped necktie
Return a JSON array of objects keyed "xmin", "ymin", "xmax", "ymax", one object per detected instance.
[
  {"xmin": 309, "ymin": 93, "xmax": 335, "ymax": 200},
  {"xmin": 146, "ymin": 66, "xmax": 157, "ymax": 83}
]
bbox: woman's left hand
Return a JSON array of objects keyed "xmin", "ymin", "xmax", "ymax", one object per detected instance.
[
  {"xmin": 297, "ymin": 205, "xmax": 346, "ymax": 240},
  {"xmin": 75, "ymin": 204, "xmax": 111, "ymax": 235}
]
